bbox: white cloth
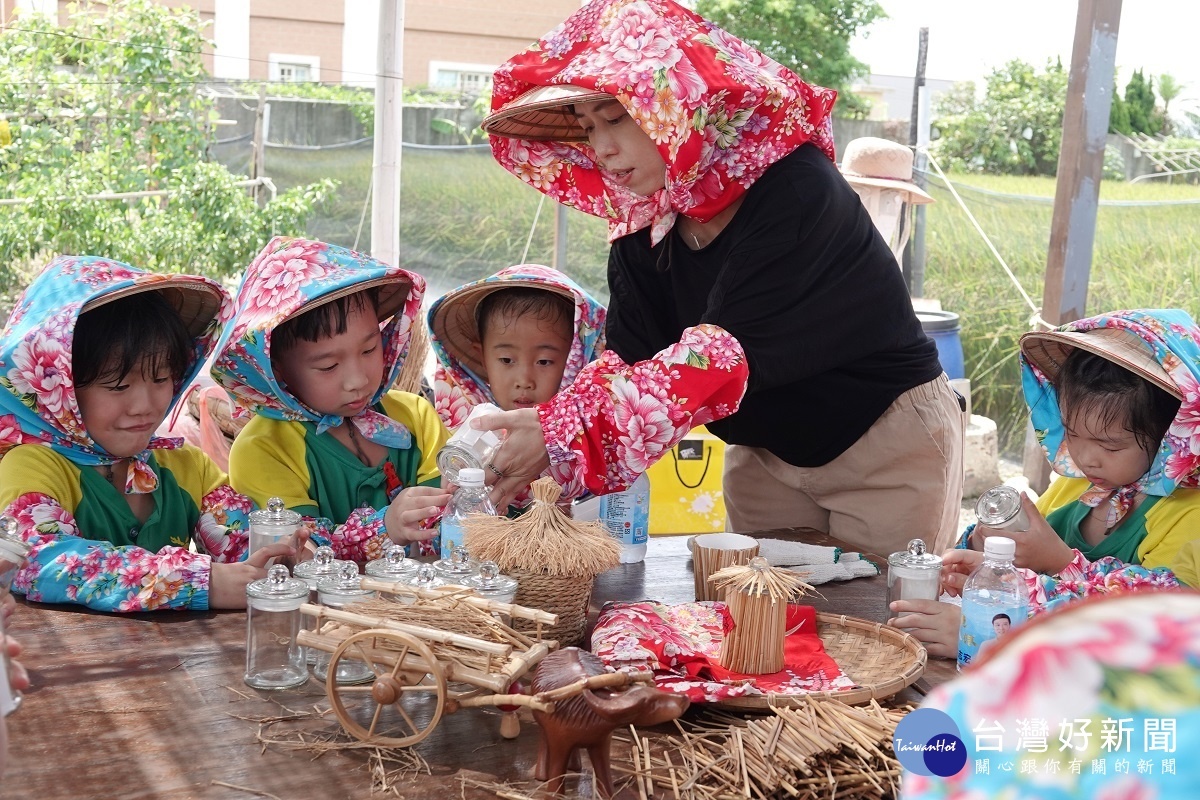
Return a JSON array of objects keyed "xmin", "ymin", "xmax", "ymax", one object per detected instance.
[
  {"xmin": 786, "ymin": 559, "xmax": 880, "ymax": 586},
  {"xmin": 756, "ymin": 538, "xmax": 842, "ymax": 566}
]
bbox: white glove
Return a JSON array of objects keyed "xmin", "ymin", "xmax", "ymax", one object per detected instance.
[
  {"xmin": 756, "ymin": 538, "xmax": 842, "ymax": 566},
  {"xmin": 786, "ymin": 558, "xmax": 880, "ymax": 585}
]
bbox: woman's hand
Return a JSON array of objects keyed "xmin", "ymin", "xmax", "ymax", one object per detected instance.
[
  {"xmin": 2, "ymin": 635, "xmax": 29, "ymax": 693},
  {"xmin": 970, "ymin": 494, "xmax": 1073, "ymax": 575},
  {"xmin": 209, "ymin": 542, "xmax": 297, "ymax": 610},
  {"xmin": 384, "ymin": 486, "xmax": 454, "ymax": 545},
  {"xmin": 471, "ymin": 408, "xmax": 551, "ymax": 509},
  {"xmin": 887, "ymin": 599, "xmax": 961, "ymax": 660}
]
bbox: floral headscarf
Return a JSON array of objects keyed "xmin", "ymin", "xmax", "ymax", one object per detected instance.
[
  {"xmin": 487, "ymin": 0, "xmax": 837, "ymax": 245},
  {"xmin": 210, "ymin": 237, "xmax": 425, "ymax": 449},
  {"xmin": 0, "ymin": 256, "xmax": 229, "ymax": 493},
  {"xmin": 1022, "ymin": 309, "xmax": 1200, "ymax": 528},
  {"xmin": 428, "ymin": 265, "xmax": 607, "ymax": 429}
]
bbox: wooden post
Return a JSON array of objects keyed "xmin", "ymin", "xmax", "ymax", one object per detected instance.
[
  {"xmin": 371, "ymin": 0, "xmax": 404, "ymax": 267},
  {"xmin": 1023, "ymin": 0, "xmax": 1122, "ymax": 492},
  {"xmin": 552, "ymin": 204, "xmax": 568, "ymax": 269},
  {"xmin": 902, "ymin": 27, "xmax": 929, "ymax": 294},
  {"xmin": 251, "ymin": 85, "xmax": 267, "ymax": 205}
]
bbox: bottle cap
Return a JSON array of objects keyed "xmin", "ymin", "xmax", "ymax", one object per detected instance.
[
  {"xmin": 888, "ymin": 538, "xmax": 943, "ymax": 571},
  {"xmin": 976, "ymin": 485, "xmax": 1022, "ymax": 527},
  {"xmin": 433, "ymin": 545, "xmax": 479, "ymax": 579},
  {"xmin": 246, "ymin": 563, "xmax": 308, "ymax": 601},
  {"xmin": 983, "ymin": 536, "xmax": 1016, "ymax": 560},
  {"xmin": 293, "ymin": 545, "xmax": 346, "ymax": 584},
  {"xmin": 249, "ymin": 496, "xmax": 302, "ymax": 527},
  {"xmin": 458, "ymin": 467, "xmax": 485, "ymax": 486}
]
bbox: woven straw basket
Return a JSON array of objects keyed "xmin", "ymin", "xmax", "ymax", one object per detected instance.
[
  {"xmin": 717, "ymin": 612, "xmax": 927, "ymax": 709},
  {"xmin": 509, "ymin": 568, "xmax": 595, "ymax": 647}
]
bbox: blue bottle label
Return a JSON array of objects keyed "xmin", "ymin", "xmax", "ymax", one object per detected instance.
[
  {"xmin": 440, "ymin": 516, "xmax": 465, "ymax": 559},
  {"xmin": 957, "ymin": 597, "xmax": 1027, "ymax": 668}
]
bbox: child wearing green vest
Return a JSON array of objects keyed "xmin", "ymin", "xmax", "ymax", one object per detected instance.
[
  {"xmin": 212, "ymin": 238, "xmax": 451, "ymax": 561},
  {"xmin": 0, "ymin": 256, "xmax": 294, "ymax": 612}
]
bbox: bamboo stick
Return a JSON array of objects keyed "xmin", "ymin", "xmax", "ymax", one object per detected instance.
[
  {"xmin": 299, "ymin": 603, "xmax": 513, "ymax": 656},
  {"xmin": 356, "ymin": 576, "xmax": 557, "ymax": 625},
  {"xmin": 452, "ymin": 693, "xmax": 554, "ymax": 714}
]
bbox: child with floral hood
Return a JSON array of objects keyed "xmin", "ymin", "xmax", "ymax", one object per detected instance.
[
  {"xmin": 211, "ymin": 238, "xmax": 450, "ymax": 560},
  {"xmin": 0, "ymin": 256, "xmax": 292, "ymax": 612},
  {"xmin": 890, "ymin": 309, "xmax": 1199, "ymax": 659},
  {"xmin": 469, "ymin": 0, "xmax": 961, "ymax": 556},
  {"xmin": 428, "ymin": 265, "xmax": 606, "ymax": 501}
]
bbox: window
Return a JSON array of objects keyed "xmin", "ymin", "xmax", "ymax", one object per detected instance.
[
  {"xmin": 429, "ymin": 61, "xmax": 495, "ymax": 94},
  {"xmin": 268, "ymin": 53, "xmax": 320, "ymax": 83}
]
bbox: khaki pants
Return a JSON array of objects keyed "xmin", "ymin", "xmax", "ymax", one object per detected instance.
[{"xmin": 723, "ymin": 375, "xmax": 964, "ymax": 556}]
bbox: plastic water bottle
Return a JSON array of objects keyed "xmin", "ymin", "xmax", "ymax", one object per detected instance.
[
  {"xmin": 599, "ymin": 472, "xmax": 650, "ymax": 564},
  {"xmin": 440, "ymin": 467, "xmax": 497, "ymax": 559},
  {"xmin": 957, "ymin": 536, "xmax": 1028, "ymax": 670}
]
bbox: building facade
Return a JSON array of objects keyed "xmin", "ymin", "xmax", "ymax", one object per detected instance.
[{"xmin": 5, "ymin": 0, "xmax": 581, "ymax": 91}]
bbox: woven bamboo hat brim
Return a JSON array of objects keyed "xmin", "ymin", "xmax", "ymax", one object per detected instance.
[
  {"xmin": 431, "ymin": 278, "xmax": 576, "ymax": 378},
  {"xmin": 1020, "ymin": 327, "xmax": 1181, "ymax": 400},
  {"xmin": 482, "ymin": 85, "xmax": 612, "ymax": 142},
  {"xmin": 81, "ymin": 279, "xmax": 225, "ymax": 339},
  {"xmin": 281, "ymin": 275, "xmax": 412, "ymax": 330},
  {"xmin": 840, "ymin": 137, "xmax": 934, "ymax": 204}
]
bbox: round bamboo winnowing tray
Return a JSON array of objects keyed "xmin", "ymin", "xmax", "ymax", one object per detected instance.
[{"xmin": 716, "ymin": 613, "xmax": 927, "ymax": 709}]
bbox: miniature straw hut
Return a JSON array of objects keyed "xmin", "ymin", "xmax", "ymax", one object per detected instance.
[
  {"xmin": 465, "ymin": 477, "xmax": 620, "ymax": 646},
  {"xmin": 711, "ymin": 557, "xmax": 812, "ymax": 674}
]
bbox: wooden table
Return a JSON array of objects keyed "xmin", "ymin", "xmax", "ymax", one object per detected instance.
[{"xmin": 4, "ymin": 531, "xmax": 956, "ymax": 799}]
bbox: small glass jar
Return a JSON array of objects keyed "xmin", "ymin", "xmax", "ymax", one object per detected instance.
[
  {"xmin": 314, "ymin": 563, "xmax": 375, "ymax": 684},
  {"xmin": 462, "ymin": 560, "xmax": 518, "ymax": 624},
  {"xmin": 0, "ymin": 515, "xmax": 30, "ymax": 716},
  {"xmin": 976, "ymin": 485, "xmax": 1030, "ymax": 533},
  {"xmin": 365, "ymin": 544, "xmax": 419, "ymax": 599},
  {"xmin": 245, "ymin": 564, "xmax": 310, "ymax": 690},
  {"xmin": 292, "ymin": 546, "xmax": 348, "ymax": 664},
  {"xmin": 436, "ymin": 402, "xmax": 503, "ymax": 484},
  {"xmin": 432, "ymin": 546, "xmax": 479, "ymax": 585},
  {"xmin": 887, "ymin": 538, "xmax": 944, "ymax": 620},
  {"xmin": 409, "ymin": 564, "xmax": 446, "ymax": 593},
  {"xmin": 248, "ymin": 497, "xmax": 301, "ymax": 563}
]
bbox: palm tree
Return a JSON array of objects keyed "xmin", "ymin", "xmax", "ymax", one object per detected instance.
[{"xmin": 1158, "ymin": 74, "xmax": 1184, "ymax": 119}]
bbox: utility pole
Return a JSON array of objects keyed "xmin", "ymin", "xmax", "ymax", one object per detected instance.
[
  {"xmin": 552, "ymin": 205, "xmax": 568, "ymax": 270},
  {"xmin": 902, "ymin": 27, "xmax": 929, "ymax": 295},
  {"xmin": 1023, "ymin": 0, "xmax": 1122, "ymax": 491},
  {"xmin": 251, "ymin": 85, "xmax": 269, "ymax": 206},
  {"xmin": 372, "ymin": 0, "xmax": 404, "ymax": 267}
]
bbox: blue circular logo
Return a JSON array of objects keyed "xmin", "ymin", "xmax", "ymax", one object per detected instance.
[{"xmin": 893, "ymin": 708, "xmax": 968, "ymax": 777}]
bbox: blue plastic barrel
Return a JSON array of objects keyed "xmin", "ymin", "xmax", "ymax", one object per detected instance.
[{"xmin": 917, "ymin": 310, "xmax": 965, "ymax": 380}]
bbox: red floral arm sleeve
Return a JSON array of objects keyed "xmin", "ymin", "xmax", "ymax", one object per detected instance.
[{"xmin": 537, "ymin": 325, "xmax": 748, "ymax": 497}]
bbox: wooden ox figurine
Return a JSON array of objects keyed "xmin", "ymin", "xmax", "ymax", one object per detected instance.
[{"xmin": 531, "ymin": 647, "xmax": 689, "ymax": 797}]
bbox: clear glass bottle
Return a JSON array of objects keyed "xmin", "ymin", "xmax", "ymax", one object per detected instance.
[
  {"xmin": 248, "ymin": 497, "xmax": 301, "ymax": 563},
  {"xmin": 975, "ymin": 485, "xmax": 1030, "ymax": 533},
  {"xmin": 886, "ymin": 538, "xmax": 943, "ymax": 620},
  {"xmin": 314, "ymin": 563, "xmax": 375, "ymax": 684},
  {"xmin": 599, "ymin": 472, "xmax": 650, "ymax": 564},
  {"xmin": 957, "ymin": 536, "xmax": 1029, "ymax": 670},
  {"xmin": 432, "ymin": 545, "xmax": 480, "ymax": 585},
  {"xmin": 436, "ymin": 403, "xmax": 503, "ymax": 484},
  {"xmin": 0, "ymin": 515, "xmax": 30, "ymax": 717},
  {"xmin": 364, "ymin": 544, "xmax": 419, "ymax": 600},
  {"xmin": 292, "ymin": 546, "xmax": 348, "ymax": 664},
  {"xmin": 439, "ymin": 467, "xmax": 497, "ymax": 559},
  {"xmin": 244, "ymin": 564, "xmax": 310, "ymax": 690}
]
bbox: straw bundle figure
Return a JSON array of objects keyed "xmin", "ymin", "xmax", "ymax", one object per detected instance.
[
  {"xmin": 464, "ymin": 477, "xmax": 621, "ymax": 645},
  {"xmin": 712, "ymin": 557, "xmax": 813, "ymax": 674}
]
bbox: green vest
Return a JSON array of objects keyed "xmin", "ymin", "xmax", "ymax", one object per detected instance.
[
  {"xmin": 75, "ymin": 454, "xmax": 200, "ymax": 552},
  {"xmin": 1046, "ymin": 494, "xmax": 1160, "ymax": 565}
]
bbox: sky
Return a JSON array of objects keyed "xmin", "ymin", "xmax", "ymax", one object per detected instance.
[{"xmin": 852, "ymin": 1, "xmax": 1200, "ymax": 111}]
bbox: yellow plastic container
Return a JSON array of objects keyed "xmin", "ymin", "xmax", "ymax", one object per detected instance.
[{"xmin": 647, "ymin": 426, "xmax": 727, "ymax": 534}]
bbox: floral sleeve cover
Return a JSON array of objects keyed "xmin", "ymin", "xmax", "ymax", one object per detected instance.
[
  {"xmin": 1025, "ymin": 553, "xmax": 1180, "ymax": 615},
  {"xmin": 304, "ymin": 507, "xmax": 436, "ymax": 564},
  {"xmin": 8, "ymin": 494, "xmax": 198, "ymax": 612},
  {"xmin": 538, "ymin": 325, "xmax": 748, "ymax": 498}
]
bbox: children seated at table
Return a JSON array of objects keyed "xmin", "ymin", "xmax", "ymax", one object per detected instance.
[
  {"xmin": 212, "ymin": 237, "xmax": 450, "ymax": 560},
  {"xmin": 428, "ymin": 264, "xmax": 606, "ymax": 504},
  {"xmin": 891, "ymin": 309, "xmax": 1199, "ymax": 658},
  {"xmin": 0, "ymin": 256, "xmax": 295, "ymax": 612}
]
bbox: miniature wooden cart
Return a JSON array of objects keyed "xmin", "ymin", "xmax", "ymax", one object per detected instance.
[{"xmin": 295, "ymin": 576, "xmax": 646, "ymax": 747}]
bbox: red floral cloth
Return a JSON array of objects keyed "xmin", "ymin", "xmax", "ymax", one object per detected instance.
[
  {"xmin": 489, "ymin": 0, "xmax": 838, "ymax": 245},
  {"xmin": 591, "ymin": 600, "xmax": 856, "ymax": 703}
]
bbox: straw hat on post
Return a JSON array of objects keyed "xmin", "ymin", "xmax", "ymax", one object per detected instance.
[
  {"xmin": 1019, "ymin": 327, "xmax": 1182, "ymax": 400},
  {"xmin": 839, "ymin": 137, "xmax": 933, "ymax": 205},
  {"xmin": 482, "ymin": 84, "xmax": 611, "ymax": 142},
  {"xmin": 429, "ymin": 277, "xmax": 576, "ymax": 378},
  {"xmin": 81, "ymin": 279, "xmax": 225, "ymax": 339}
]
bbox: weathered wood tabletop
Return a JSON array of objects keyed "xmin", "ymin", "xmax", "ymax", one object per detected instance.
[{"xmin": 4, "ymin": 530, "xmax": 956, "ymax": 799}]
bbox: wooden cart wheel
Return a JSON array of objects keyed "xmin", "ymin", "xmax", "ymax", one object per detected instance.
[{"xmin": 326, "ymin": 629, "xmax": 447, "ymax": 747}]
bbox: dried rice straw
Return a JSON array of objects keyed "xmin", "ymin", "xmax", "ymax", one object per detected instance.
[
  {"xmin": 464, "ymin": 477, "xmax": 620, "ymax": 577},
  {"xmin": 712, "ymin": 557, "xmax": 814, "ymax": 675},
  {"xmin": 392, "ymin": 317, "xmax": 430, "ymax": 396}
]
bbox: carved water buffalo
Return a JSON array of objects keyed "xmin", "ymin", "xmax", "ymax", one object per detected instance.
[{"xmin": 531, "ymin": 647, "xmax": 689, "ymax": 797}]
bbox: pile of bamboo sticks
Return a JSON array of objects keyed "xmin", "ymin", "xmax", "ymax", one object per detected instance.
[{"xmin": 613, "ymin": 698, "xmax": 912, "ymax": 800}]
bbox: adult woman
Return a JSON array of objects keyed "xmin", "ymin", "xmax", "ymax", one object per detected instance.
[{"xmin": 476, "ymin": 0, "xmax": 962, "ymax": 554}]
